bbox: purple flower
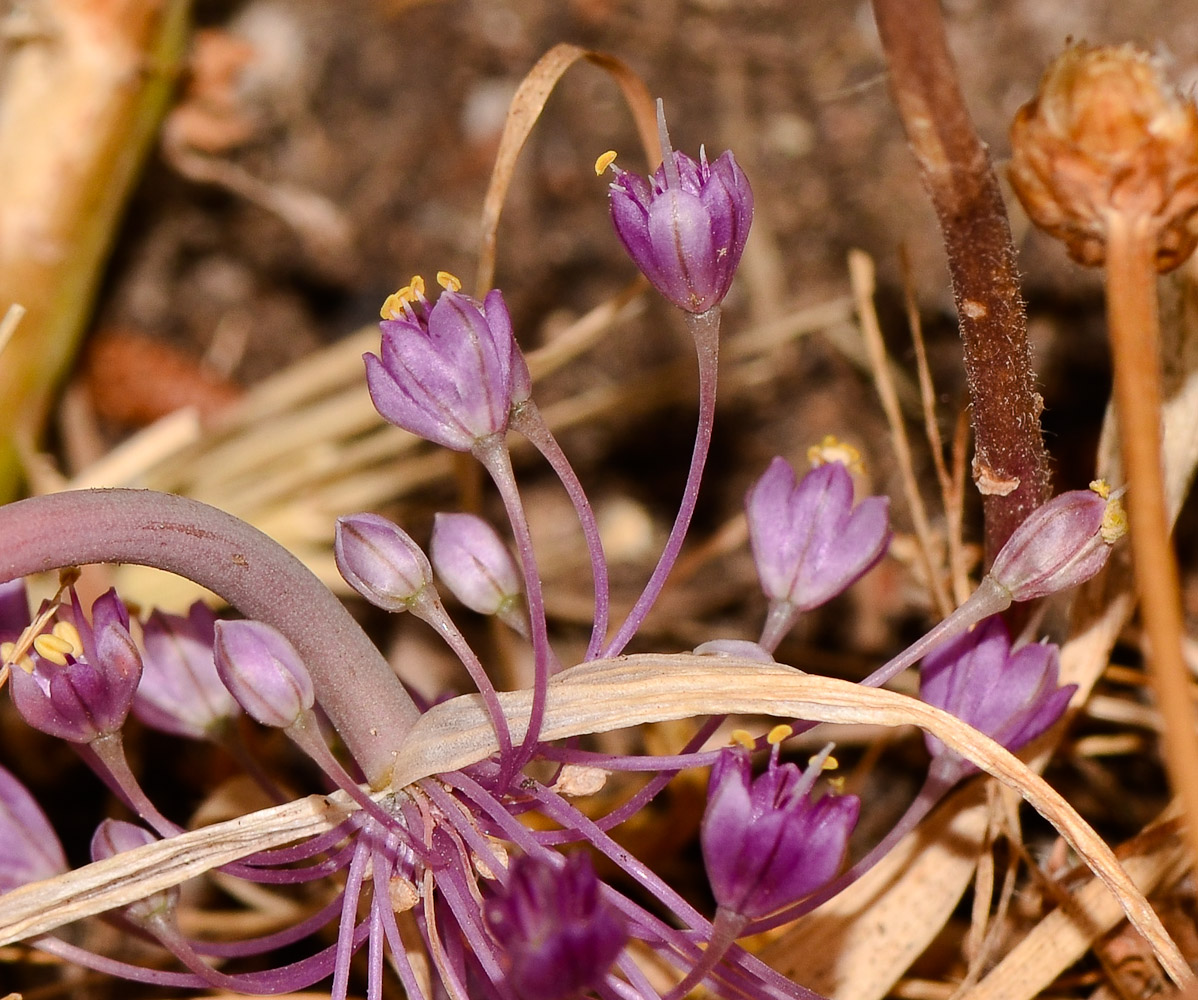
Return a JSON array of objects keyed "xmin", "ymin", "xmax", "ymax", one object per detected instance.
[
  {"xmin": 919, "ymin": 616, "xmax": 1076, "ymax": 776},
  {"xmin": 335, "ymin": 512, "xmax": 434, "ymax": 612},
  {"xmin": 747, "ymin": 457, "xmax": 890, "ymax": 650},
  {"xmin": 989, "ymin": 484, "xmax": 1125, "ymax": 601},
  {"xmin": 0, "ymin": 764, "xmax": 66, "ymax": 893},
  {"xmin": 701, "ymin": 745, "xmax": 860, "ymax": 920},
  {"xmin": 8, "ymin": 588, "xmax": 143, "ymax": 743},
  {"xmin": 213, "ymin": 619, "xmax": 314, "ymax": 729},
  {"xmin": 604, "ymin": 136, "xmax": 753, "ymax": 314},
  {"xmin": 485, "ymin": 852, "xmax": 626, "ymax": 1000},
  {"xmin": 133, "ymin": 602, "xmax": 239, "ymax": 740},
  {"xmin": 430, "ymin": 512, "xmax": 522, "ymax": 617},
  {"xmin": 366, "ymin": 275, "xmax": 516, "ymax": 452}
]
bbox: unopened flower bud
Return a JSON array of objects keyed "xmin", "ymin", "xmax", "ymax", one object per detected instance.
[
  {"xmin": 430, "ymin": 513, "xmax": 522, "ymax": 617},
  {"xmin": 213, "ymin": 619, "xmax": 314, "ymax": 728},
  {"xmin": 1009, "ymin": 43, "xmax": 1198, "ymax": 271},
  {"xmin": 988, "ymin": 483, "xmax": 1125, "ymax": 601},
  {"xmin": 335, "ymin": 512, "xmax": 434, "ymax": 612}
]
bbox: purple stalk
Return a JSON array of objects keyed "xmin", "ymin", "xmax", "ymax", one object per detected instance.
[
  {"xmin": 510, "ymin": 402, "xmax": 611, "ymax": 660},
  {"xmin": 196, "ymin": 895, "xmax": 345, "ymax": 957},
  {"xmin": 331, "ymin": 838, "xmax": 372, "ymax": 1000},
  {"xmin": 473, "ymin": 438, "xmax": 559, "ymax": 773},
  {"xmin": 602, "ymin": 307, "xmax": 720, "ymax": 657},
  {"xmin": 0, "ymin": 489, "xmax": 418, "ymax": 786},
  {"xmin": 373, "ymin": 842, "xmax": 433, "ymax": 1000}
]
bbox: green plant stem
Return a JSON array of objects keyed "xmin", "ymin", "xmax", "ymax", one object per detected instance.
[{"xmin": 1103, "ymin": 210, "xmax": 1198, "ymax": 874}]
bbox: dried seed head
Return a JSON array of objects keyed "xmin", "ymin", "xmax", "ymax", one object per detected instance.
[{"xmin": 1009, "ymin": 43, "xmax": 1198, "ymax": 271}]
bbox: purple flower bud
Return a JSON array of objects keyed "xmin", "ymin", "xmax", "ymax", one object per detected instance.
[
  {"xmin": 701, "ymin": 745, "xmax": 860, "ymax": 920},
  {"xmin": 0, "ymin": 764, "xmax": 66, "ymax": 893},
  {"xmin": 8, "ymin": 588, "xmax": 142, "ymax": 743},
  {"xmin": 430, "ymin": 513, "xmax": 522, "ymax": 617},
  {"xmin": 485, "ymin": 852, "xmax": 627, "ymax": 1000},
  {"xmin": 366, "ymin": 276, "xmax": 516, "ymax": 451},
  {"xmin": 335, "ymin": 512, "xmax": 434, "ymax": 612},
  {"xmin": 91, "ymin": 819, "xmax": 178, "ymax": 921},
  {"xmin": 988, "ymin": 485, "xmax": 1126, "ymax": 601},
  {"xmin": 133, "ymin": 602, "xmax": 240, "ymax": 740},
  {"xmin": 603, "ymin": 131, "xmax": 753, "ymax": 314},
  {"xmin": 213, "ymin": 619, "xmax": 314, "ymax": 728},
  {"xmin": 747, "ymin": 457, "xmax": 891, "ymax": 613},
  {"xmin": 919, "ymin": 616, "xmax": 1076, "ymax": 771}
]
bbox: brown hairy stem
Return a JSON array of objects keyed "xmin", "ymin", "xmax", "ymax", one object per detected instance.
[
  {"xmin": 1104, "ymin": 211, "xmax": 1198, "ymax": 874},
  {"xmin": 871, "ymin": 0, "xmax": 1051, "ymax": 561}
]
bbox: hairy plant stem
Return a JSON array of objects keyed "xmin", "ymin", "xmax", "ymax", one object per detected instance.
[
  {"xmin": 1103, "ymin": 211, "xmax": 1198, "ymax": 873},
  {"xmin": 0, "ymin": 489, "xmax": 418, "ymax": 787},
  {"xmin": 870, "ymin": 0, "xmax": 1051, "ymax": 560},
  {"xmin": 602, "ymin": 306, "xmax": 720, "ymax": 656}
]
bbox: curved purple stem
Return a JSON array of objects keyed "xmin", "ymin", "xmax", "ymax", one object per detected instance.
[
  {"xmin": 602, "ymin": 307, "xmax": 720, "ymax": 657},
  {"xmin": 0, "ymin": 489, "xmax": 418, "ymax": 787}
]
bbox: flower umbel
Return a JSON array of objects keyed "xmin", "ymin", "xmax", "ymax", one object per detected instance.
[
  {"xmin": 600, "ymin": 103, "xmax": 753, "ymax": 313},
  {"xmin": 367, "ymin": 274, "xmax": 517, "ymax": 451}
]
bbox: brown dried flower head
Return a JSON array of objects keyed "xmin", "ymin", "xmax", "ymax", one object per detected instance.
[{"xmin": 1009, "ymin": 43, "xmax": 1198, "ymax": 271}]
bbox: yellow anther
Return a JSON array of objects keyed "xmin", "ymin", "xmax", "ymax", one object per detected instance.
[
  {"xmin": 594, "ymin": 150, "xmax": 618, "ymax": 175},
  {"xmin": 381, "ymin": 290, "xmax": 409, "ymax": 320},
  {"xmin": 1089, "ymin": 478, "xmax": 1111, "ymax": 499},
  {"xmin": 409, "ymin": 274, "xmax": 426, "ymax": 296},
  {"xmin": 436, "ymin": 271, "xmax": 462, "ymax": 292},
  {"xmin": 1101, "ymin": 494, "xmax": 1128, "ymax": 544},
  {"xmin": 807, "ymin": 435, "xmax": 864, "ymax": 473},
  {"xmin": 52, "ymin": 619, "xmax": 83, "ymax": 652},
  {"xmin": 827, "ymin": 775, "xmax": 847, "ymax": 794},
  {"xmin": 33, "ymin": 632, "xmax": 75, "ymax": 666},
  {"xmin": 767, "ymin": 723, "xmax": 794, "ymax": 745},
  {"xmin": 729, "ymin": 728, "xmax": 756, "ymax": 750},
  {"xmin": 817, "ymin": 754, "xmax": 840, "ymax": 771}
]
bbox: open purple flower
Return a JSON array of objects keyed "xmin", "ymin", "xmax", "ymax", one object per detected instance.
[
  {"xmin": 133, "ymin": 602, "xmax": 239, "ymax": 740},
  {"xmin": 485, "ymin": 852, "xmax": 626, "ymax": 1000},
  {"xmin": 602, "ymin": 131, "xmax": 753, "ymax": 314},
  {"xmin": 747, "ymin": 457, "xmax": 890, "ymax": 650},
  {"xmin": 701, "ymin": 745, "xmax": 860, "ymax": 921},
  {"xmin": 8, "ymin": 588, "xmax": 142, "ymax": 743},
  {"xmin": 920, "ymin": 616, "xmax": 1076, "ymax": 780},
  {"xmin": 366, "ymin": 275, "xmax": 516, "ymax": 452},
  {"xmin": 0, "ymin": 579, "xmax": 29, "ymax": 646}
]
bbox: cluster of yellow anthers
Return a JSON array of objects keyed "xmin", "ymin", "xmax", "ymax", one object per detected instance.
[
  {"xmin": 379, "ymin": 271, "xmax": 464, "ymax": 321},
  {"xmin": 1, "ymin": 606, "xmax": 77, "ymax": 677},
  {"xmin": 806, "ymin": 435, "xmax": 865, "ymax": 475},
  {"xmin": 1089, "ymin": 479, "xmax": 1130, "ymax": 544}
]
